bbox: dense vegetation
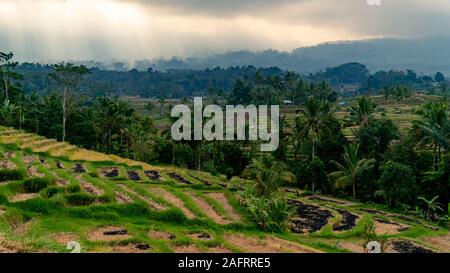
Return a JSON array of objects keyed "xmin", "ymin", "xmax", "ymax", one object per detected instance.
[{"xmin": 1, "ymin": 51, "xmax": 449, "ymax": 229}]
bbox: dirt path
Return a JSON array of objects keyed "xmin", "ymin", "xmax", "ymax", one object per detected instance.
[
  {"xmin": 187, "ymin": 192, "xmax": 230, "ymax": 224},
  {"xmin": 224, "ymin": 234, "xmax": 319, "ymax": 253},
  {"xmin": 149, "ymin": 188, "xmax": 195, "ymax": 219},
  {"xmin": 118, "ymin": 184, "xmax": 166, "ymax": 210},
  {"xmin": 79, "ymin": 180, "xmax": 104, "ymax": 196},
  {"xmin": 205, "ymin": 192, "xmax": 241, "ymax": 222},
  {"xmin": 115, "ymin": 191, "xmax": 133, "ymax": 204}
]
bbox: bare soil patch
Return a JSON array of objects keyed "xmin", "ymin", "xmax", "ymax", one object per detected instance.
[
  {"xmin": 127, "ymin": 170, "xmax": 141, "ymax": 181},
  {"xmin": 149, "ymin": 188, "xmax": 195, "ymax": 219},
  {"xmin": 224, "ymin": 234, "xmax": 318, "ymax": 253},
  {"xmin": 53, "ymin": 233, "xmax": 80, "ymax": 245},
  {"xmin": 80, "ymin": 181, "xmax": 104, "ymax": 196},
  {"xmin": 188, "ymin": 232, "xmax": 212, "ymax": 241},
  {"xmin": 421, "ymin": 234, "xmax": 450, "ymax": 252},
  {"xmin": 168, "ymin": 173, "xmax": 193, "ymax": 184},
  {"xmin": 288, "ymin": 199, "xmax": 333, "ymax": 234},
  {"xmin": 4, "ymin": 152, "xmax": 16, "ymax": 159},
  {"xmin": 187, "ymin": 193, "xmax": 230, "ymax": 224},
  {"xmin": 337, "ymin": 241, "xmax": 365, "ymax": 253},
  {"xmin": 386, "ymin": 239, "xmax": 435, "ymax": 253},
  {"xmin": 22, "ymin": 155, "xmax": 38, "ymax": 164},
  {"xmin": 111, "ymin": 243, "xmax": 151, "ymax": 253},
  {"xmin": 56, "ymin": 161, "xmax": 64, "ymax": 169},
  {"xmin": 10, "ymin": 193, "xmax": 39, "ymax": 203},
  {"xmin": 26, "ymin": 166, "xmax": 44, "ymax": 177},
  {"xmin": 118, "ymin": 184, "xmax": 166, "ymax": 210},
  {"xmin": 374, "ymin": 219, "xmax": 410, "ymax": 235},
  {"xmin": 115, "ymin": 191, "xmax": 133, "ymax": 204},
  {"xmin": 73, "ymin": 163, "xmax": 86, "ymax": 173},
  {"xmin": 173, "ymin": 245, "xmax": 231, "ymax": 253},
  {"xmin": 101, "ymin": 167, "xmax": 119, "ymax": 178},
  {"xmin": 0, "ymin": 235, "xmax": 26, "ymax": 253},
  {"xmin": 88, "ymin": 226, "xmax": 130, "ymax": 241},
  {"xmin": 205, "ymin": 192, "xmax": 241, "ymax": 222},
  {"xmin": 0, "ymin": 160, "xmax": 16, "ymax": 169},
  {"xmin": 144, "ymin": 170, "xmax": 161, "ymax": 181},
  {"xmin": 148, "ymin": 230, "xmax": 176, "ymax": 240},
  {"xmin": 333, "ymin": 209, "xmax": 359, "ymax": 232}
]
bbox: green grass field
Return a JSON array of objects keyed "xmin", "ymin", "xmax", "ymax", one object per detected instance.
[{"xmin": 0, "ymin": 126, "xmax": 447, "ymax": 253}]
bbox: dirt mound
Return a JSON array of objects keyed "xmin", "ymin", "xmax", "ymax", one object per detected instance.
[
  {"xmin": 10, "ymin": 193, "xmax": 39, "ymax": 203},
  {"xmin": 88, "ymin": 226, "xmax": 130, "ymax": 241},
  {"xmin": 127, "ymin": 170, "xmax": 140, "ymax": 181},
  {"xmin": 333, "ymin": 209, "xmax": 359, "ymax": 232},
  {"xmin": 56, "ymin": 178, "xmax": 69, "ymax": 187},
  {"xmin": 288, "ymin": 200, "xmax": 333, "ymax": 234},
  {"xmin": 187, "ymin": 193, "xmax": 230, "ymax": 224},
  {"xmin": 144, "ymin": 170, "xmax": 161, "ymax": 181},
  {"xmin": 149, "ymin": 188, "xmax": 195, "ymax": 219},
  {"xmin": 4, "ymin": 152, "xmax": 16, "ymax": 159},
  {"xmin": 387, "ymin": 239, "xmax": 435, "ymax": 253},
  {"xmin": 148, "ymin": 230, "xmax": 176, "ymax": 240},
  {"xmin": 374, "ymin": 219, "xmax": 410, "ymax": 235},
  {"xmin": 205, "ymin": 192, "xmax": 241, "ymax": 222},
  {"xmin": 224, "ymin": 234, "xmax": 318, "ymax": 253},
  {"xmin": 168, "ymin": 173, "xmax": 193, "ymax": 184}
]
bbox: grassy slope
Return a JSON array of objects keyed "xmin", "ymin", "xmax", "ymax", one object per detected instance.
[{"xmin": 0, "ymin": 126, "xmax": 447, "ymax": 253}]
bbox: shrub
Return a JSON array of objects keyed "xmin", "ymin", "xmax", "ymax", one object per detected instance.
[
  {"xmin": 0, "ymin": 169, "xmax": 24, "ymax": 182},
  {"xmin": 23, "ymin": 178, "xmax": 50, "ymax": 193},
  {"xmin": 66, "ymin": 184, "xmax": 81, "ymax": 193},
  {"xmin": 244, "ymin": 193, "xmax": 294, "ymax": 232},
  {"xmin": 43, "ymin": 186, "xmax": 62, "ymax": 198},
  {"xmin": 66, "ymin": 193, "xmax": 96, "ymax": 206}
]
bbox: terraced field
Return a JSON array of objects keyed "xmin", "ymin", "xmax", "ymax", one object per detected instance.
[{"xmin": 0, "ymin": 126, "xmax": 448, "ymax": 253}]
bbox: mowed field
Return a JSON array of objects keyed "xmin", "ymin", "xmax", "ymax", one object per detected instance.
[{"xmin": 0, "ymin": 126, "xmax": 448, "ymax": 253}]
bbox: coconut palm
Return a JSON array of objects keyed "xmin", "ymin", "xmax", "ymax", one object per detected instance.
[
  {"xmin": 243, "ymin": 154, "xmax": 296, "ymax": 197},
  {"xmin": 349, "ymin": 96, "xmax": 375, "ymax": 128},
  {"xmin": 418, "ymin": 196, "xmax": 444, "ymax": 221},
  {"xmin": 329, "ymin": 144, "xmax": 375, "ymax": 199}
]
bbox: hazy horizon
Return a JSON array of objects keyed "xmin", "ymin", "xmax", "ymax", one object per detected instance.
[{"xmin": 1, "ymin": 0, "xmax": 449, "ymax": 62}]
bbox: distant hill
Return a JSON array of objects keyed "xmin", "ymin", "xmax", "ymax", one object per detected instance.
[{"xmin": 134, "ymin": 36, "xmax": 450, "ymax": 75}]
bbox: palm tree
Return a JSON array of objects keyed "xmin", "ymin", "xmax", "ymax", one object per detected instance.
[
  {"xmin": 349, "ymin": 96, "xmax": 375, "ymax": 128},
  {"xmin": 126, "ymin": 123, "xmax": 151, "ymax": 160},
  {"xmin": 418, "ymin": 196, "xmax": 443, "ymax": 221},
  {"xmin": 243, "ymin": 154, "xmax": 296, "ymax": 197},
  {"xmin": 415, "ymin": 102, "xmax": 449, "ymax": 170},
  {"xmin": 297, "ymin": 97, "xmax": 331, "ymax": 161},
  {"xmin": 329, "ymin": 144, "xmax": 375, "ymax": 199}
]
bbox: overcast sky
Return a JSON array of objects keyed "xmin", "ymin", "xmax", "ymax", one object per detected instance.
[{"xmin": 0, "ymin": 0, "xmax": 449, "ymax": 62}]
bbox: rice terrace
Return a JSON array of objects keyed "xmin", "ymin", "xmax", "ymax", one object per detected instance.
[
  {"xmin": 0, "ymin": 124, "xmax": 447, "ymax": 253},
  {"xmin": 1, "ymin": 0, "xmax": 450, "ymax": 264}
]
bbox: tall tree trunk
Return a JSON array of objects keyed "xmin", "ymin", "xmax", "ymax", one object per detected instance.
[
  {"xmin": 3, "ymin": 74, "xmax": 8, "ymax": 102},
  {"xmin": 62, "ymin": 86, "xmax": 67, "ymax": 142},
  {"xmin": 352, "ymin": 177, "xmax": 356, "ymax": 199}
]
